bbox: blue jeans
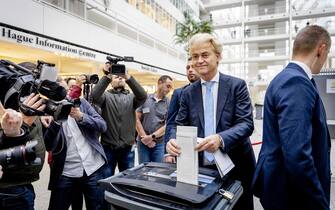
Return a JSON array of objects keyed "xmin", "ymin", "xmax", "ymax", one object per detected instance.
[
  {"xmin": 0, "ymin": 184, "xmax": 35, "ymax": 210},
  {"xmin": 48, "ymin": 169, "xmax": 103, "ymax": 210},
  {"xmin": 101, "ymin": 145, "xmax": 134, "ymax": 178},
  {"xmin": 137, "ymin": 140, "xmax": 164, "ymax": 164}
]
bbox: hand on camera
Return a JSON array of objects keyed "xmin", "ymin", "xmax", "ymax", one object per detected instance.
[
  {"xmin": 21, "ymin": 93, "xmax": 46, "ymax": 126},
  {"xmin": 103, "ymin": 62, "xmax": 111, "ymax": 76},
  {"xmin": 70, "ymin": 107, "xmax": 83, "ymax": 121},
  {"xmin": 120, "ymin": 70, "xmax": 130, "ymax": 80}
]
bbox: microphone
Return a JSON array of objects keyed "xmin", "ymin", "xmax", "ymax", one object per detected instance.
[{"xmin": 38, "ymin": 80, "xmax": 67, "ymax": 101}]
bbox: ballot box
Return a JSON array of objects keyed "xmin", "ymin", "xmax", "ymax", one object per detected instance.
[{"xmin": 98, "ymin": 162, "xmax": 242, "ymax": 210}]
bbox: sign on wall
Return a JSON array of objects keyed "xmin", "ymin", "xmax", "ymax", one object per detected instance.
[{"xmin": 0, "ymin": 26, "xmax": 105, "ymax": 61}]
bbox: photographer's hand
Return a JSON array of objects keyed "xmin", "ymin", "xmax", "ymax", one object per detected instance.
[
  {"xmin": 1, "ymin": 108, "xmax": 23, "ymax": 137},
  {"xmin": 22, "ymin": 93, "xmax": 46, "ymax": 126},
  {"xmin": 120, "ymin": 68, "xmax": 130, "ymax": 80},
  {"xmin": 70, "ymin": 107, "xmax": 83, "ymax": 121},
  {"xmin": 41, "ymin": 116, "xmax": 54, "ymax": 128},
  {"xmin": 103, "ymin": 62, "xmax": 111, "ymax": 76}
]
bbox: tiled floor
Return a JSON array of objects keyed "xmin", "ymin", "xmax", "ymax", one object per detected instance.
[{"xmin": 33, "ymin": 119, "xmax": 335, "ymax": 210}]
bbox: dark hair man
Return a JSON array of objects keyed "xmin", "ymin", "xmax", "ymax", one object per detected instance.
[
  {"xmin": 252, "ymin": 25, "xmax": 332, "ymax": 210},
  {"xmin": 91, "ymin": 65, "xmax": 147, "ymax": 177},
  {"xmin": 164, "ymin": 59, "xmax": 200, "ymax": 163},
  {"xmin": 136, "ymin": 75, "xmax": 173, "ymax": 164},
  {"xmin": 43, "ymin": 79, "xmax": 107, "ymax": 210}
]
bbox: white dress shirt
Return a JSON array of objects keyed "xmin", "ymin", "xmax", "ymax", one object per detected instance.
[
  {"xmin": 62, "ymin": 116, "xmax": 105, "ymax": 177},
  {"xmin": 201, "ymin": 71, "xmax": 220, "ymax": 134},
  {"xmin": 290, "ymin": 60, "xmax": 312, "ymax": 79}
]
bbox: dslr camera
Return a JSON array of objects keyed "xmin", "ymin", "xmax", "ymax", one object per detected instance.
[
  {"xmin": 0, "ymin": 140, "xmax": 40, "ymax": 169},
  {"xmin": 106, "ymin": 56, "xmax": 133, "ymax": 75},
  {"xmin": 0, "ymin": 59, "xmax": 72, "ymax": 121},
  {"xmin": 82, "ymin": 74, "xmax": 99, "ymax": 84}
]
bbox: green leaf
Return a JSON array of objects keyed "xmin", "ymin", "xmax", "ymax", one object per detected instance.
[{"xmin": 174, "ymin": 11, "xmax": 213, "ymax": 52}]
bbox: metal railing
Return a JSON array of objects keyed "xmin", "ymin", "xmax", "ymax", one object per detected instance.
[
  {"xmin": 244, "ymin": 26, "xmax": 288, "ymax": 38},
  {"xmin": 245, "ymin": 48, "xmax": 288, "ymax": 57},
  {"xmin": 246, "ymin": 5, "xmax": 288, "ymax": 18}
]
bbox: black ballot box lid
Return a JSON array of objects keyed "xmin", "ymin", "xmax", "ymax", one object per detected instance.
[{"xmin": 98, "ymin": 162, "xmax": 242, "ymax": 210}]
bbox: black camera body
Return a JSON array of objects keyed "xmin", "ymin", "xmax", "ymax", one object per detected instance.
[
  {"xmin": 0, "ymin": 59, "xmax": 70, "ymax": 121},
  {"xmin": 111, "ymin": 64, "xmax": 126, "ymax": 75},
  {"xmin": 67, "ymin": 98, "xmax": 81, "ymax": 108},
  {"xmin": 106, "ymin": 56, "xmax": 133, "ymax": 75},
  {"xmin": 83, "ymin": 74, "xmax": 99, "ymax": 84}
]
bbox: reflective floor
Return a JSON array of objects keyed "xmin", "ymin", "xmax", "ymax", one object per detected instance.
[{"xmin": 33, "ymin": 119, "xmax": 335, "ymax": 210}]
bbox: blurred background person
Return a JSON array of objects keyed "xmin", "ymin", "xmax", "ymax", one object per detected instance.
[
  {"xmin": 164, "ymin": 59, "xmax": 200, "ymax": 163},
  {"xmin": 136, "ymin": 75, "xmax": 173, "ymax": 164}
]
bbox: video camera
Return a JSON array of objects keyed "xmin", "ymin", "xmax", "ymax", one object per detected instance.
[
  {"xmin": 0, "ymin": 59, "xmax": 72, "ymax": 121},
  {"xmin": 82, "ymin": 74, "xmax": 99, "ymax": 84},
  {"xmin": 106, "ymin": 56, "xmax": 133, "ymax": 75},
  {"xmin": 0, "ymin": 140, "xmax": 40, "ymax": 169}
]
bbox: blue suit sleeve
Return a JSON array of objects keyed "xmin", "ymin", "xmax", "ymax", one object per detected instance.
[
  {"xmin": 164, "ymin": 89, "xmax": 181, "ymax": 144},
  {"xmin": 43, "ymin": 121, "xmax": 63, "ymax": 153},
  {"xmin": 171, "ymin": 91, "xmax": 190, "ymax": 139},
  {"xmin": 218, "ymin": 80, "xmax": 254, "ymax": 152},
  {"xmin": 77, "ymin": 99, "xmax": 107, "ymax": 133},
  {"xmin": 276, "ymin": 77, "xmax": 328, "ymax": 209}
]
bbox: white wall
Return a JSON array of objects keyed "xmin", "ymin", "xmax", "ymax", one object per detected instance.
[{"xmin": 0, "ymin": 0, "xmax": 186, "ymax": 78}]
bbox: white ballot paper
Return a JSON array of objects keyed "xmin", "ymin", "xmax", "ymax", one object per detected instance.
[
  {"xmin": 176, "ymin": 126, "xmax": 198, "ymax": 185},
  {"xmin": 197, "ymin": 138, "xmax": 235, "ymax": 178}
]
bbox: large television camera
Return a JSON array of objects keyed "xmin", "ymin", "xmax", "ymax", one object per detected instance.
[{"xmin": 0, "ymin": 59, "xmax": 72, "ymax": 121}]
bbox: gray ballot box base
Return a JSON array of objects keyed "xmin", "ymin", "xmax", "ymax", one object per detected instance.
[{"xmin": 99, "ymin": 162, "xmax": 243, "ymax": 210}]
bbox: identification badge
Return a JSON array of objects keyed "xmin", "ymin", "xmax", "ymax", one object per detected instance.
[{"xmin": 143, "ymin": 107, "xmax": 150, "ymax": 114}]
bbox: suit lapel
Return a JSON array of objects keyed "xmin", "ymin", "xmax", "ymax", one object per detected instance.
[
  {"xmin": 192, "ymin": 81, "xmax": 204, "ymax": 129},
  {"xmin": 216, "ymin": 73, "xmax": 231, "ymax": 127}
]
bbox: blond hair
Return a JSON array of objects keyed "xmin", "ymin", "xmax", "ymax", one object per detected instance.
[{"xmin": 188, "ymin": 33, "xmax": 222, "ymax": 55}]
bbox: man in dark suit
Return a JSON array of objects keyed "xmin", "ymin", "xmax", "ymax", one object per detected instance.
[
  {"xmin": 164, "ymin": 58, "xmax": 200, "ymax": 163},
  {"xmin": 166, "ymin": 33, "xmax": 256, "ymax": 210},
  {"xmin": 252, "ymin": 25, "xmax": 331, "ymax": 210}
]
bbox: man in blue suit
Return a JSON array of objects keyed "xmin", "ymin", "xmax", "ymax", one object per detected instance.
[
  {"xmin": 166, "ymin": 33, "xmax": 256, "ymax": 210},
  {"xmin": 164, "ymin": 58, "xmax": 200, "ymax": 163},
  {"xmin": 252, "ymin": 25, "xmax": 332, "ymax": 210}
]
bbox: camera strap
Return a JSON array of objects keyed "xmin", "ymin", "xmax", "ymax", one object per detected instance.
[{"xmin": 19, "ymin": 103, "xmax": 44, "ymax": 116}]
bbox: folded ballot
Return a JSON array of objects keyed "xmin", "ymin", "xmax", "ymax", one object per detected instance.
[{"xmin": 197, "ymin": 138, "xmax": 235, "ymax": 178}]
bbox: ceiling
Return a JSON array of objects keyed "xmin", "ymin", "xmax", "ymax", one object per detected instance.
[{"xmin": 0, "ymin": 40, "xmax": 188, "ymax": 90}]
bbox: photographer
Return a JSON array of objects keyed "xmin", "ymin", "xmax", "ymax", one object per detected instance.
[
  {"xmin": 0, "ymin": 93, "xmax": 46, "ymax": 210},
  {"xmin": 91, "ymin": 62, "xmax": 147, "ymax": 177},
  {"xmin": 43, "ymin": 79, "xmax": 107, "ymax": 210}
]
